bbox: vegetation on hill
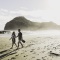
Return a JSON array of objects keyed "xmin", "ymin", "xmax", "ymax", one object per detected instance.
[{"xmin": 4, "ymin": 16, "xmax": 60, "ymax": 30}]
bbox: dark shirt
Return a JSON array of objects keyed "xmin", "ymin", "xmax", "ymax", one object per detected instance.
[{"xmin": 18, "ymin": 32, "xmax": 22, "ymax": 40}]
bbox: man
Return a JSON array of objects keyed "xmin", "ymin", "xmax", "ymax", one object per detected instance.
[{"xmin": 17, "ymin": 29, "xmax": 23, "ymax": 48}]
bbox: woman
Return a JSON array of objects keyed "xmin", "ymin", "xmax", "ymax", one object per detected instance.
[{"xmin": 10, "ymin": 31, "xmax": 17, "ymax": 49}]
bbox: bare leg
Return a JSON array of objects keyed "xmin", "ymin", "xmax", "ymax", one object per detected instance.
[
  {"xmin": 10, "ymin": 43, "xmax": 13, "ymax": 49},
  {"xmin": 18, "ymin": 41, "xmax": 19, "ymax": 48},
  {"xmin": 19, "ymin": 41, "xmax": 23, "ymax": 48},
  {"xmin": 15, "ymin": 43, "xmax": 18, "ymax": 47}
]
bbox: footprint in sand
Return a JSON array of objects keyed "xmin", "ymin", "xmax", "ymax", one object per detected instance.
[
  {"xmin": 36, "ymin": 59, "xmax": 41, "ymax": 60},
  {"xmin": 30, "ymin": 49, "xmax": 34, "ymax": 52},
  {"xmin": 15, "ymin": 54, "xmax": 19, "ymax": 56},
  {"xmin": 24, "ymin": 55, "xmax": 28, "ymax": 57},
  {"xmin": 11, "ymin": 57, "xmax": 16, "ymax": 60}
]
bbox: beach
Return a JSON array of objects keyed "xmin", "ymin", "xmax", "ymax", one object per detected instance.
[{"xmin": 0, "ymin": 30, "xmax": 60, "ymax": 60}]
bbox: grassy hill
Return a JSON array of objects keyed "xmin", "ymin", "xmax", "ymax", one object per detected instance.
[{"xmin": 4, "ymin": 16, "xmax": 60, "ymax": 30}]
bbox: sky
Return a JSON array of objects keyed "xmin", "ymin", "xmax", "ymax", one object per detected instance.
[{"xmin": 0, "ymin": 0, "xmax": 60, "ymax": 30}]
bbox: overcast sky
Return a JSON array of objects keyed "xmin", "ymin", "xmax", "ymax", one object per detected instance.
[{"xmin": 0, "ymin": 0, "xmax": 60, "ymax": 30}]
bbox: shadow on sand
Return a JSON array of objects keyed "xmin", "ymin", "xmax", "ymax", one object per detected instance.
[{"xmin": 0, "ymin": 48, "xmax": 19, "ymax": 60}]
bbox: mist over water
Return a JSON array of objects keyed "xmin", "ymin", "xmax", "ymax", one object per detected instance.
[
  {"xmin": 0, "ymin": 30, "xmax": 60, "ymax": 37},
  {"xmin": 22, "ymin": 30, "xmax": 60, "ymax": 37}
]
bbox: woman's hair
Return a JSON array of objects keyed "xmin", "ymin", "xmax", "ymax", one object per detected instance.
[{"xmin": 12, "ymin": 32, "xmax": 15, "ymax": 36}]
